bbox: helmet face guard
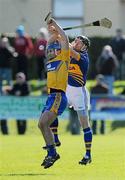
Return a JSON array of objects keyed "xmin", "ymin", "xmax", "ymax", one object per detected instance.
[{"xmin": 77, "ymin": 36, "xmax": 90, "ymax": 49}]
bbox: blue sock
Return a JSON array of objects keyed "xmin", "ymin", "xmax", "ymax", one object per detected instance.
[
  {"xmin": 50, "ymin": 128, "xmax": 60, "ymax": 144},
  {"xmin": 83, "ymin": 127, "xmax": 93, "ymax": 158},
  {"xmin": 50, "ymin": 118, "xmax": 60, "ymax": 144},
  {"xmin": 47, "ymin": 145, "xmax": 56, "ymax": 157}
]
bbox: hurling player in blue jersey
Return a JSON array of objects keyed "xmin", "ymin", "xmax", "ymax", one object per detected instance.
[
  {"xmin": 50, "ymin": 35, "xmax": 93, "ymax": 165},
  {"xmin": 66, "ymin": 36, "xmax": 92, "ymax": 165}
]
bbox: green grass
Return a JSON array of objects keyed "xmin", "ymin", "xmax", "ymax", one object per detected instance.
[{"xmin": 0, "ymin": 120, "xmax": 125, "ymax": 180}]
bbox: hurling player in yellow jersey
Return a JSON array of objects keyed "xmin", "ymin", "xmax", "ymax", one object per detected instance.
[{"xmin": 38, "ymin": 18, "xmax": 70, "ymax": 169}]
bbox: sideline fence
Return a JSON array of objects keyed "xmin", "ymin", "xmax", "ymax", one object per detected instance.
[{"xmin": 0, "ymin": 95, "xmax": 125, "ymax": 121}]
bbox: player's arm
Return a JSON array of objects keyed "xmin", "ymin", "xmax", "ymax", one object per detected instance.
[
  {"xmin": 47, "ymin": 18, "xmax": 69, "ymax": 50},
  {"xmin": 69, "ymin": 43, "xmax": 80, "ymax": 61}
]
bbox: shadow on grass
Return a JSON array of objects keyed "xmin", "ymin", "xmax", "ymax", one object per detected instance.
[{"xmin": 0, "ymin": 173, "xmax": 55, "ymax": 176}]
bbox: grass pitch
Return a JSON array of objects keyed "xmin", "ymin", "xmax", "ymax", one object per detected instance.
[{"xmin": 0, "ymin": 120, "xmax": 125, "ymax": 180}]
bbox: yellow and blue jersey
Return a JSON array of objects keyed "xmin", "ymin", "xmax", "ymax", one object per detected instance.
[
  {"xmin": 68, "ymin": 50, "xmax": 89, "ymax": 87},
  {"xmin": 42, "ymin": 40, "xmax": 69, "ymax": 116},
  {"xmin": 46, "ymin": 40, "xmax": 70, "ymax": 93}
]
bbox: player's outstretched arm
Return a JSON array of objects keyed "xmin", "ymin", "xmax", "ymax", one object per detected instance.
[
  {"xmin": 69, "ymin": 43, "xmax": 80, "ymax": 61},
  {"xmin": 47, "ymin": 18, "xmax": 69, "ymax": 50}
]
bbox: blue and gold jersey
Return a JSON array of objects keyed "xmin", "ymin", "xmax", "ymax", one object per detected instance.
[
  {"xmin": 46, "ymin": 41, "xmax": 70, "ymax": 93},
  {"xmin": 68, "ymin": 50, "xmax": 89, "ymax": 87}
]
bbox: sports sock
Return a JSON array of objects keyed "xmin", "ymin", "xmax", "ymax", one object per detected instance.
[
  {"xmin": 83, "ymin": 127, "xmax": 93, "ymax": 158},
  {"xmin": 50, "ymin": 118, "xmax": 60, "ymax": 144},
  {"xmin": 47, "ymin": 144, "xmax": 56, "ymax": 157}
]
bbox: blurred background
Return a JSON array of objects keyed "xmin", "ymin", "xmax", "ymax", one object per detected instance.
[
  {"xmin": 0, "ymin": 1, "xmax": 125, "ymax": 179},
  {"xmin": 0, "ymin": 0, "xmax": 125, "ymax": 136},
  {"xmin": 0, "ymin": 0, "xmax": 125, "ymax": 37}
]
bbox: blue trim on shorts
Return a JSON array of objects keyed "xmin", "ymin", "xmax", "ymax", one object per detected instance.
[{"xmin": 42, "ymin": 92, "xmax": 67, "ymax": 116}]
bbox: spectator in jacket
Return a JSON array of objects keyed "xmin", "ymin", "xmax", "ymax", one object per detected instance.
[
  {"xmin": 0, "ymin": 35, "xmax": 15, "ymax": 134},
  {"xmin": 109, "ymin": 29, "xmax": 125, "ymax": 79},
  {"xmin": 96, "ymin": 45, "xmax": 119, "ymax": 94},
  {"xmin": 34, "ymin": 27, "xmax": 48, "ymax": 80},
  {"xmin": 4, "ymin": 72, "xmax": 30, "ymax": 134},
  {"xmin": 14, "ymin": 25, "xmax": 33, "ymax": 79},
  {"xmin": 91, "ymin": 74, "xmax": 109, "ymax": 134},
  {"xmin": 0, "ymin": 35, "xmax": 14, "ymax": 95}
]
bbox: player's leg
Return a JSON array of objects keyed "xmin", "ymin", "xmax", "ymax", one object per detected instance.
[
  {"xmin": 38, "ymin": 111, "xmax": 57, "ymax": 153},
  {"xmin": 72, "ymin": 86, "xmax": 93, "ymax": 165},
  {"xmin": 38, "ymin": 92, "xmax": 67, "ymax": 168},
  {"xmin": 43, "ymin": 117, "xmax": 61, "ymax": 149},
  {"xmin": 42, "ymin": 118, "xmax": 61, "ymax": 149},
  {"xmin": 77, "ymin": 110, "xmax": 92, "ymax": 165},
  {"xmin": 50, "ymin": 118, "xmax": 61, "ymax": 146},
  {"xmin": 38, "ymin": 110, "xmax": 60, "ymax": 168}
]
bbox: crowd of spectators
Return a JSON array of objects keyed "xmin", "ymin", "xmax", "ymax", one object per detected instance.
[
  {"xmin": 0, "ymin": 25, "xmax": 48, "ymax": 92},
  {"xmin": 0, "ymin": 25, "xmax": 48, "ymax": 134},
  {"xmin": 0, "ymin": 26, "xmax": 125, "ymax": 135}
]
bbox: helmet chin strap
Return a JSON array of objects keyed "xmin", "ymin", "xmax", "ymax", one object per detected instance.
[{"xmin": 80, "ymin": 44, "xmax": 87, "ymax": 52}]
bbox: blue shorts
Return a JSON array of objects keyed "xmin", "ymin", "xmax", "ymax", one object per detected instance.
[{"xmin": 42, "ymin": 92, "xmax": 67, "ymax": 116}]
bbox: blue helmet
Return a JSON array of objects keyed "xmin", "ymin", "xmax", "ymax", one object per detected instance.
[{"xmin": 16, "ymin": 25, "xmax": 25, "ymax": 36}]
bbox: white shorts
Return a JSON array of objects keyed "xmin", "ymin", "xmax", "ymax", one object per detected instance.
[{"xmin": 66, "ymin": 84, "xmax": 90, "ymax": 111}]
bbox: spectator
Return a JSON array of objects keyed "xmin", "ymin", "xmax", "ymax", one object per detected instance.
[
  {"xmin": 0, "ymin": 34, "xmax": 16, "ymax": 134},
  {"xmin": 34, "ymin": 27, "xmax": 48, "ymax": 80},
  {"xmin": 109, "ymin": 29, "xmax": 125, "ymax": 79},
  {"xmin": 96, "ymin": 45, "xmax": 119, "ymax": 94},
  {"xmin": 91, "ymin": 74, "xmax": 109, "ymax": 134},
  {"xmin": 4, "ymin": 72, "xmax": 30, "ymax": 134},
  {"xmin": 0, "ymin": 35, "xmax": 14, "ymax": 95},
  {"xmin": 14, "ymin": 25, "xmax": 33, "ymax": 79}
]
